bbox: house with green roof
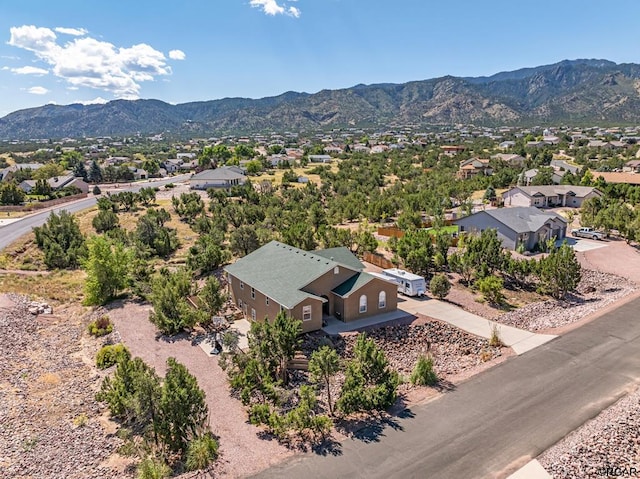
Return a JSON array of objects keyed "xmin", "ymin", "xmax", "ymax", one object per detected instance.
[{"xmin": 224, "ymin": 241, "xmax": 398, "ymax": 332}]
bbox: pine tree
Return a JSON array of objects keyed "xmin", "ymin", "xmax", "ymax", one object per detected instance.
[{"xmin": 309, "ymin": 346, "xmax": 340, "ymax": 416}]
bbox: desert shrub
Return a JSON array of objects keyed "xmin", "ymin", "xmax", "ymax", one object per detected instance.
[
  {"xmin": 410, "ymin": 355, "xmax": 438, "ymax": 386},
  {"xmin": 88, "ymin": 315, "xmax": 113, "ymax": 337},
  {"xmin": 429, "ymin": 274, "xmax": 451, "ymax": 300},
  {"xmin": 489, "ymin": 323, "xmax": 504, "ymax": 348},
  {"xmin": 96, "ymin": 344, "xmax": 131, "ymax": 369},
  {"xmin": 476, "ymin": 275, "xmax": 504, "ymax": 305}
]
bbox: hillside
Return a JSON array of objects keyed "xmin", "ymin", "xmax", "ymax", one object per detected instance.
[{"xmin": 2, "ymin": 59, "xmax": 640, "ymax": 139}]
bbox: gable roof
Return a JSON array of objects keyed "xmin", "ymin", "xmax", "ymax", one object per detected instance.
[
  {"xmin": 191, "ymin": 167, "xmax": 246, "ymax": 181},
  {"xmin": 332, "ymin": 272, "xmax": 374, "ymax": 298},
  {"xmin": 313, "ymin": 247, "xmax": 364, "ymax": 271},
  {"xmin": 225, "ymin": 241, "xmax": 356, "ymax": 308},
  {"xmin": 507, "ymin": 185, "xmax": 600, "ymax": 198},
  {"xmin": 479, "ymin": 207, "xmax": 567, "ymax": 234}
]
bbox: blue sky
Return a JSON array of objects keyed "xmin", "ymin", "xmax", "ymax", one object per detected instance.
[{"xmin": 1, "ymin": 0, "xmax": 640, "ymax": 116}]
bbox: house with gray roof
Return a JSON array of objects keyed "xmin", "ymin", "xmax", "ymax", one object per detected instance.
[
  {"xmin": 502, "ymin": 185, "xmax": 602, "ymax": 208},
  {"xmin": 190, "ymin": 166, "xmax": 247, "ymax": 190},
  {"xmin": 224, "ymin": 241, "xmax": 398, "ymax": 332},
  {"xmin": 454, "ymin": 207, "xmax": 567, "ymax": 251}
]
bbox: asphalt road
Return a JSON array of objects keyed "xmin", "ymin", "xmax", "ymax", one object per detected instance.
[
  {"xmin": 256, "ymin": 295, "xmax": 640, "ymax": 479},
  {"xmin": 0, "ymin": 174, "xmax": 191, "ymax": 251}
]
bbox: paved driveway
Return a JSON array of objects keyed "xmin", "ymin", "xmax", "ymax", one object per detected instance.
[{"xmin": 560, "ymin": 237, "xmax": 608, "ymax": 252}]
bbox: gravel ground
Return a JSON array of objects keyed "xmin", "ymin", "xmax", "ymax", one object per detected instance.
[
  {"xmin": 0, "ymin": 294, "xmax": 125, "ymax": 479},
  {"xmin": 539, "ymin": 385, "xmax": 640, "ymax": 478},
  {"xmin": 496, "ymin": 270, "xmax": 636, "ymax": 332}
]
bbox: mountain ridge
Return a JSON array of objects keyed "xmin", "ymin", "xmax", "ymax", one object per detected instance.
[{"xmin": 2, "ymin": 59, "xmax": 640, "ymax": 139}]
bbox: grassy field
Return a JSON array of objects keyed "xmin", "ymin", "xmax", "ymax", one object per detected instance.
[
  {"xmin": 471, "ymin": 188, "xmax": 508, "ymax": 201},
  {"xmin": 253, "ymin": 163, "xmax": 339, "ymax": 187}
]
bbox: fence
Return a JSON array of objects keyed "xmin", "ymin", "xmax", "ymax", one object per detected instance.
[
  {"xmin": 363, "ymin": 251, "xmax": 394, "ymax": 269},
  {"xmin": 0, "ymin": 193, "xmax": 88, "ymax": 213}
]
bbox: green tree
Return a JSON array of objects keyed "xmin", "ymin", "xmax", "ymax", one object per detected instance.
[
  {"xmin": 73, "ymin": 161, "xmax": 89, "ymax": 181},
  {"xmin": 149, "ymin": 268, "xmax": 208, "ymax": 335},
  {"xmin": 186, "ymin": 234, "xmax": 230, "ymax": 273},
  {"xmin": 92, "ymin": 209, "xmax": 120, "ymax": 233},
  {"xmin": 135, "ymin": 209, "xmax": 179, "ymax": 258},
  {"xmin": 476, "ymin": 275, "xmax": 504, "ymax": 305},
  {"xmin": 230, "ymin": 225, "xmax": 260, "ymax": 257},
  {"xmin": 535, "ymin": 242, "xmax": 582, "ymax": 299},
  {"xmin": 0, "ymin": 181, "xmax": 25, "ymax": 205},
  {"xmin": 34, "ymin": 210, "xmax": 87, "ymax": 269},
  {"xmin": 83, "ymin": 236, "xmax": 132, "ymax": 305},
  {"xmin": 89, "ymin": 160, "xmax": 103, "ymax": 183},
  {"xmin": 198, "ymin": 276, "xmax": 226, "ymax": 316},
  {"xmin": 32, "ymin": 163, "xmax": 64, "ymax": 180},
  {"xmin": 396, "ymin": 229, "xmax": 434, "ymax": 278},
  {"xmin": 96, "ymin": 355, "xmax": 161, "ymax": 432},
  {"xmin": 172, "ymin": 192, "xmax": 204, "ymax": 223},
  {"xmin": 337, "ymin": 334, "xmax": 399, "ymax": 415},
  {"xmin": 158, "ymin": 357, "xmax": 209, "ymax": 454},
  {"xmin": 429, "ymin": 273, "xmax": 451, "ymax": 300},
  {"xmin": 308, "ymin": 346, "xmax": 340, "ymax": 416}
]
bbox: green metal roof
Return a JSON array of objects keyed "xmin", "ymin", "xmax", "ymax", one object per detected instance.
[
  {"xmin": 225, "ymin": 241, "xmax": 343, "ymax": 308},
  {"xmin": 332, "ymin": 272, "xmax": 375, "ymax": 298},
  {"xmin": 313, "ymin": 246, "xmax": 364, "ymax": 271}
]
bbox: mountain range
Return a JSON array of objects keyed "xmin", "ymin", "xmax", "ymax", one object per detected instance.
[{"xmin": 2, "ymin": 59, "xmax": 640, "ymax": 140}]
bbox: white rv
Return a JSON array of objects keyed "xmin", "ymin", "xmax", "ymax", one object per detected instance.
[{"xmin": 379, "ymin": 268, "xmax": 426, "ymax": 297}]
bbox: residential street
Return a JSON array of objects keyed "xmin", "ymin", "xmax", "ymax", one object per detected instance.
[
  {"xmin": 255, "ymin": 294, "xmax": 640, "ymax": 479},
  {"xmin": 0, "ymin": 175, "xmax": 190, "ymax": 251}
]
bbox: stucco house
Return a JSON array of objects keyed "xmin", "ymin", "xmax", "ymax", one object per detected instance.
[
  {"xmin": 19, "ymin": 174, "xmax": 89, "ymax": 194},
  {"xmin": 224, "ymin": 241, "xmax": 398, "ymax": 333},
  {"xmin": 457, "ymin": 158, "xmax": 493, "ymax": 179},
  {"xmin": 502, "ymin": 185, "xmax": 602, "ymax": 208},
  {"xmin": 454, "ymin": 207, "xmax": 567, "ymax": 251},
  {"xmin": 190, "ymin": 166, "xmax": 247, "ymax": 190}
]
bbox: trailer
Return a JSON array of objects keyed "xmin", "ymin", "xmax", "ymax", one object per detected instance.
[{"xmin": 377, "ymin": 268, "xmax": 426, "ymax": 297}]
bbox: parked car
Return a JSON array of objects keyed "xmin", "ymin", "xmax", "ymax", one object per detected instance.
[{"xmin": 571, "ymin": 227, "xmax": 604, "ymax": 240}]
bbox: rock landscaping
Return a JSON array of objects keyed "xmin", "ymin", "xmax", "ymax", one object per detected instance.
[
  {"xmin": 539, "ymin": 385, "xmax": 640, "ymax": 479},
  {"xmin": 496, "ymin": 269, "xmax": 636, "ymax": 332},
  {"xmin": 0, "ymin": 294, "xmax": 126, "ymax": 479},
  {"xmin": 304, "ymin": 318, "xmax": 504, "ymax": 387}
]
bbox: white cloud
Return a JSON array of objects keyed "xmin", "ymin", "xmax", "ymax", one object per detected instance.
[
  {"xmin": 8, "ymin": 25, "xmax": 178, "ymax": 98},
  {"xmin": 11, "ymin": 65, "xmax": 48, "ymax": 75},
  {"xmin": 54, "ymin": 27, "xmax": 88, "ymax": 36},
  {"xmin": 250, "ymin": 0, "xmax": 301, "ymax": 17},
  {"xmin": 27, "ymin": 86, "xmax": 49, "ymax": 95},
  {"xmin": 288, "ymin": 6, "xmax": 301, "ymax": 17},
  {"xmin": 77, "ymin": 96, "xmax": 109, "ymax": 105},
  {"xmin": 169, "ymin": 49, "xmax": 186, "ymax": 60}
]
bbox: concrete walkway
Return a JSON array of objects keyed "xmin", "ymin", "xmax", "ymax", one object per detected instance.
[
  {"xmin": 399, "ymin": 296, "xmax": 557, "ymax": 355},
  {"xmin": 322, "ymin": 296, "xmax": 556, "ymax": 355}
]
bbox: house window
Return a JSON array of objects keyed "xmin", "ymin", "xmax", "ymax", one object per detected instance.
[
  {"xmin": 266, "ymin": 297, "xmax": 269, "ymax": 306},
  {"xmin": 359, "ymin": 295, "xmax": 367, "ymax": 313},
  {"xmin": 302, "ymin": 305, "xmax": 312, "ymax": 321},
  {"xmin": 334, "ymin": 266, "xmax": 339, "ymax": 275},
  {"xmin": 378, "ymin": 291, "xmax": 386, "ymax": 309},
  {"xmin": 238, "ymin": 299, "xmax": 243, "ymax": 308},
  {"xmin": 239, "ymin": 281, "xmax": 244, "ymax": 290},
  {"xmin": 251, "ymin": 287, "xmax": 255, "ymax": 299},
  {"xmin": 251, "ymin": 308, "xmax": 256, "ymax": 321}
]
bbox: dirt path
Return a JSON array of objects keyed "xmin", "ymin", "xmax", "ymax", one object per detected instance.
[{"xmin": 106, "ymin": 301, "xmax": 292, "ymax": 478}]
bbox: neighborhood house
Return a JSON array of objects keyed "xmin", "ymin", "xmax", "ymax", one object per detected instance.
[
  {"xmin": 224, "ymin": 241, "xmax": 398, "ymax": 333},
  {"xmin": 454, "ymin": 206, "xmax": 568, "ymax": 251},
  {"xmin": 190, "ymin": 166, "xmax": 247, "ymax": 190},
  {"xmin": 502, "ymin": 185, "xmax": 602, "ymax": 208}
]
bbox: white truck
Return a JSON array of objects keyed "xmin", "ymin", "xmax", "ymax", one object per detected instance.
[
  {"xmin": 571, "ymin": 227, "xmax": 605, "ymax": 240},
  {"xmin": 375, "ymin": 268, "xmax": 426, "ymax": 297}
]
